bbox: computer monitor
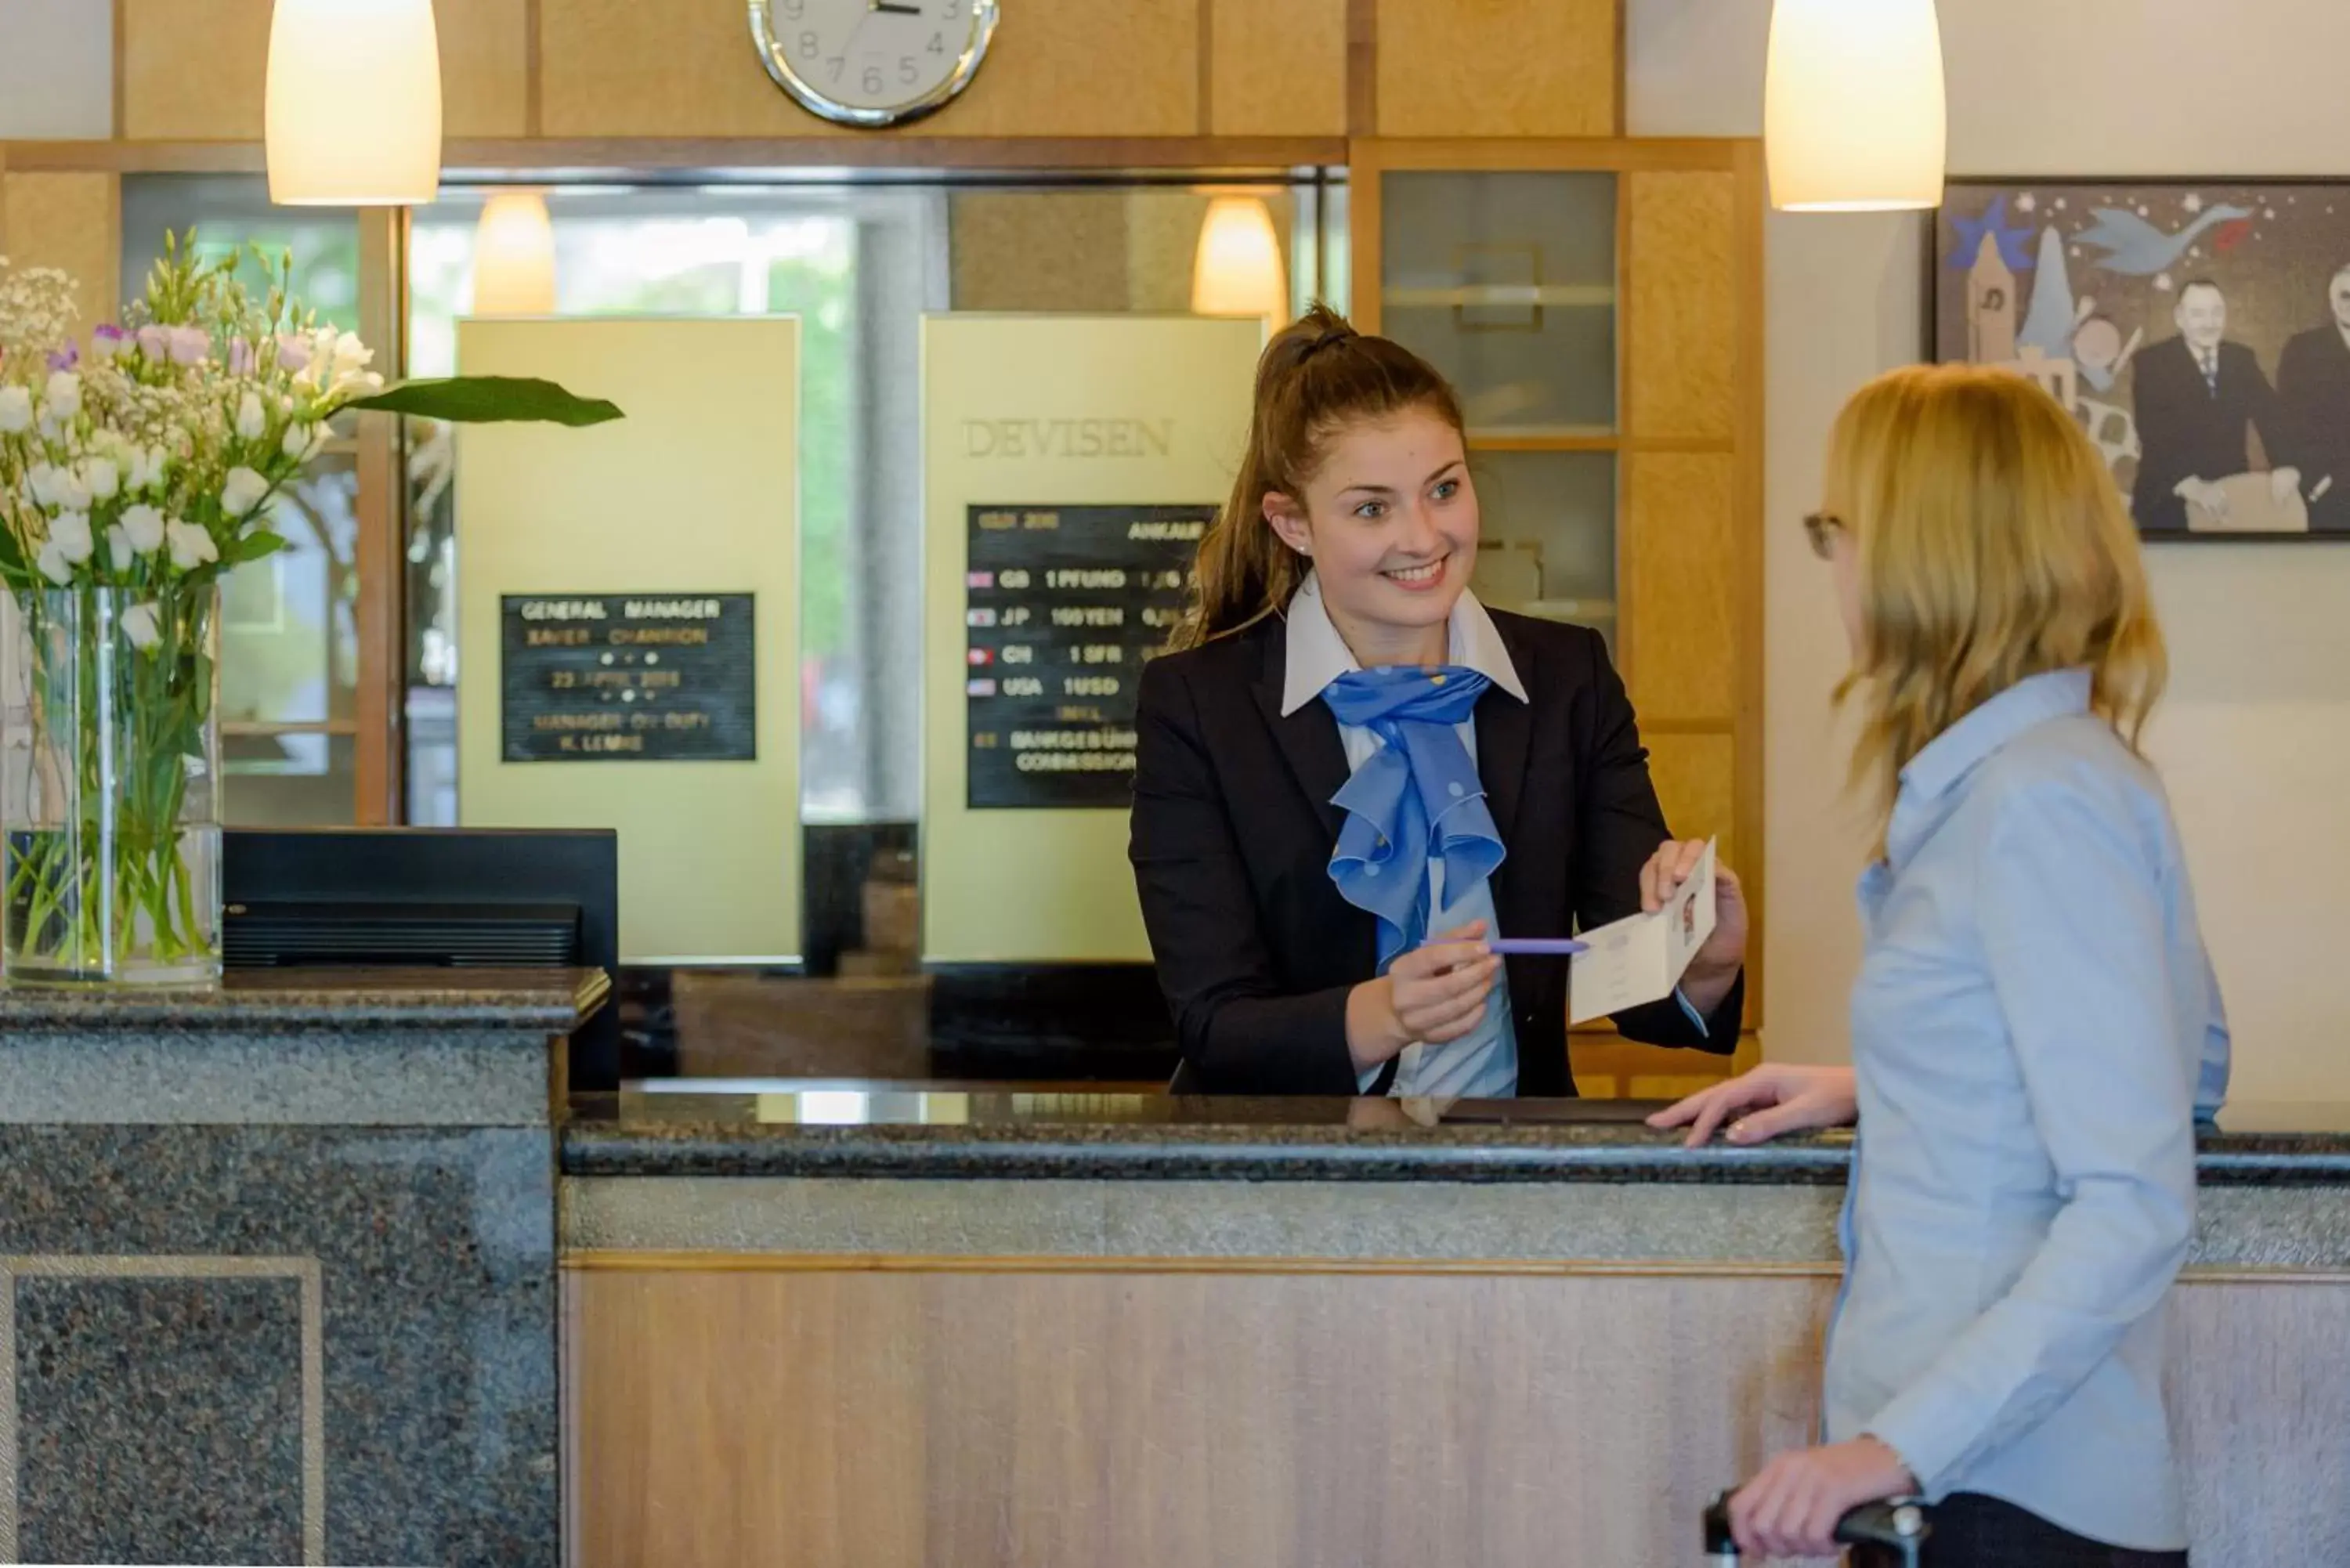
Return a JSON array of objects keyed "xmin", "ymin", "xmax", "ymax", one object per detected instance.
[{"xmin": 222, "ymin": 827, "xmax": 621, "ymax": 1088}]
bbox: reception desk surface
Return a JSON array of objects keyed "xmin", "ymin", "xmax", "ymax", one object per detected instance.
[{"xmin": 564, "ymin": 1083, "xmax": 2350, "ymax": 1184}]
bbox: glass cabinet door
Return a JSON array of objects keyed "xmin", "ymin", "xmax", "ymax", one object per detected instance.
[
  {"xmin": 1377, "ymin": 170, "xmax": 1616, "ymax": 438},
  {"xmin": 1376, "ymin": 168, "xmax": 1621, "ymax": 644}
]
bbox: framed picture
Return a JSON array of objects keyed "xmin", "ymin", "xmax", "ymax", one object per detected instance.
[{"xmin": 1932, "ymin": 179, "xmax": 2350, "ymax": 540}]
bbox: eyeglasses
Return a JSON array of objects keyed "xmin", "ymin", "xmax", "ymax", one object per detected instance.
[{"xmin": 1802, "ymin": 512, "xmax": 1843, "ymax": 562}]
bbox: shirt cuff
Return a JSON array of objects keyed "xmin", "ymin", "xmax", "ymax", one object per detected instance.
[
  {"xmin": 1860, "ymin": 1380, "xmax": 1974, "ymax": 1495},
  {"xmin": 1672, "ymin": 987, "xmax": 1711, "ymax": 1039}
]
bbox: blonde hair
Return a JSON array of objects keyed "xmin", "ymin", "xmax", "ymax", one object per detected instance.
[
  {"xmin": 1169, "ymin": 302, "xmax": 1465, "ymax": 651},
  {"xmin": 1827, "ymin": 363, "xmax": 2166, "ymax": 846}
]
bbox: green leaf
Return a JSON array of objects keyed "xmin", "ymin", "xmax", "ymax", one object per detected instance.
[
  {"xmin": 0, "ymin": 526, "xmax": 27, "ymax": 580},
  {"xmin": 343, "ymin": 375, "xmax": 625, "ymax": 428},
  {"xmin": 215, "ymin": 530, "xmax": 291, "ymax": 570}
]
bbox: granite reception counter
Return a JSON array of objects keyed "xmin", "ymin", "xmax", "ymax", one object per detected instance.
[
  {"xmin": 9, "ymin": 989, "xmax": 2341, "ymax": 1568},
  {"xmin": 0, "ymin": 970, "xmax": 606, "ymax": 1568}
]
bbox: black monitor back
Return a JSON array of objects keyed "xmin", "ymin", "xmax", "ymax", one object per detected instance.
[{"xmin": 222, "ymin": 827, "xmax": 621, "ymax": 1088}]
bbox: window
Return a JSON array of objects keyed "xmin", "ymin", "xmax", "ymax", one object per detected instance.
[
  {"xmin": 121, "ymin": 176, "xmax": 364, "ymax": 827},
  {"xmin": 118, "ymin": 170, "xmax": 1341, "ymax": 1038}
]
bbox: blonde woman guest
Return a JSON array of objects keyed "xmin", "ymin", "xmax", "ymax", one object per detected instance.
[{"xmin": 1653, "ymin": 365, "xmax": 2230, "ymax": 1566}]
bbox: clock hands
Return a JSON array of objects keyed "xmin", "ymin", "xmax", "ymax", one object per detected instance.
[{"xmin": 870, "ymin": 0, "xmax": 924, "ymax": 13}]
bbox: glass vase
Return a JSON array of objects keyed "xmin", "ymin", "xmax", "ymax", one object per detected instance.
[{"xmin": 1, "ymin": 583, "xmax": 222, "ymax": 988}]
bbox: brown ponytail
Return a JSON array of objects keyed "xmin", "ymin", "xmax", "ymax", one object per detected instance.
[{"xmin": 1168, "ymin": 302, "xmax": 1466, "ymax": 651}]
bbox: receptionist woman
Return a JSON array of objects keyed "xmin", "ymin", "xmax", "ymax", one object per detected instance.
[{"xmin": 1129, "ymin": 306, "xmax": 1747, "ymax": 1096}]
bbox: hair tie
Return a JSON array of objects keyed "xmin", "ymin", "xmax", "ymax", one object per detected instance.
[{"xmin": 1297, "ymin": 327, "xmax": 1353, "ymax": 363}]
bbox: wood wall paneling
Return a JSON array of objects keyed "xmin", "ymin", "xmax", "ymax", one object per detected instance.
[
  {"xmin": 540, "ymin": 0, "xmax": 1199, "ymax": 139},
  {"xmin": 121, "ymin": 0, "xmax": 529, "ymax": 141},
  {"xmin": 1644, "ymin": 728, "xmax": 1736, "ymax": 871},
  {"xmin": 1624, "ymin": 452, "xmax": 1736, "ymax": 722},
  {"xmin": 947, "ymin": 192, "xmax": 1133, "ymax": 312},
  {"xmin": 1623, "ymin": 169, "xmax": 1737, "ymax": 443},
  {"xmin": 1372, "ymin": 0, "xmax": 1617, "ymax": 139},
  {"xmin": 1, "ymin": 172, "xmax": 121, "ymax": 337},
  {"xmin": 119, "ymin": 0, "xmax": 269, "ymax": 140},
  {"xmin": 441, "ymin": 0, "xmax": 534, "ymax": 138},
  {"xmin": 1209, "ymin": 0, "xmax": 1348, "ymax": 138}
]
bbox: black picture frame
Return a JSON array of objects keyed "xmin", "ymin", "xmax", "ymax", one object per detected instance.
[{"xmin": 1931, "ymin": 175, "xmax": 2350, "ymax": 543}]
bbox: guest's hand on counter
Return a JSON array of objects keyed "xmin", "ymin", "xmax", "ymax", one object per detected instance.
[
  {"xmin": 1727, "ymin": 1436, "xmax": 1916, "ymax": 1560},
  {"xmin": 1641, "ymin": 837, "xmax": 1748, "ymax": 1016},
  {"xmin": 1648, "ymin": 1063, "xmax": 1857, "ymax": 1149},
  {"xmin": 1345, "ymin": 921, "xmax": 1499, "ymax": 1072}
]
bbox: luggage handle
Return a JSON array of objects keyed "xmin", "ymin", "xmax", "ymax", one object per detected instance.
[{"xmin": 1703, "ymin": 1490, "xmax": 1930, "ymax": 1564}]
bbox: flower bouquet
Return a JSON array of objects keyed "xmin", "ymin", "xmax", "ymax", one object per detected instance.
[{"xmin": 0, "ymin": 234, "xmax": 616, "ymax": 988}]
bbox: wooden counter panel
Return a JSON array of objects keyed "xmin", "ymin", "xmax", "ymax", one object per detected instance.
[
  {"xmin": 570, "ymin": 1266, "xmax": 1835, "ymax": 1567},
  {"xmin": 569, "ymin": 1265, "xmax": 2349, "ymax": 1566}
]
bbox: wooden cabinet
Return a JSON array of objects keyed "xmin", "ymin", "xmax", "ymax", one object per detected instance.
[{"xmin": 1353, "ymin": 139, "xmax": 1766, "ymax": 1028}]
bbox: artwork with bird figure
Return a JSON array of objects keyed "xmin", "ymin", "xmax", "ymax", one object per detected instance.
[{"xmin": 1935, "ymin": 181, "xmax": 2350, "ymax": 539}]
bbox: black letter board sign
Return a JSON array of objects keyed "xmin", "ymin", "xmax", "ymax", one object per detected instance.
[
  {"xmin": 501, "ymin": 593, "xmax": 756, "ymax": 763},
  {"xmin": 964, "ymin": 503, "xmax": 1209, "ymax": 809}
]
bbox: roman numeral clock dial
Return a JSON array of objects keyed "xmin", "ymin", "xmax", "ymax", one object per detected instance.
[{"xmin": 750, "ymin": 0, "xmax": 1000, "ymax": 128}]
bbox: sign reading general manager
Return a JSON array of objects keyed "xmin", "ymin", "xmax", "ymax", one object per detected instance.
[{"xmin": 500, "ymin": 592, "xmax": 757, "ymax": 763}]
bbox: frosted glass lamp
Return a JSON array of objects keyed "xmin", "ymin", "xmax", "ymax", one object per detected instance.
[
  {"xmin": 1191, "ymin": 197, "xmax": 1287, "ymax": 322},
  {"xmin": 472, "ymin": 193, "xmax": 557, "ymax": 316},
  {"xmin": 1765, "ymin": 0, "xmax": 1947, "ymax": 212},
  {"xmin": 266, "ymin": 0, "xmax": 444, "ymax": 206}
]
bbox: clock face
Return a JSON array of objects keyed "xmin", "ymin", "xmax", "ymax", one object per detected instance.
[{"xmin": 750, "ymin": 0, "xmax": 998, "ymax": 128}]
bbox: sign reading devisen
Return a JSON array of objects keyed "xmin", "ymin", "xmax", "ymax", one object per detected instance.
[
  {"xmin": 963, "ymin": 503, "xmax": 1208, "ymax": 809},
  {"xmin": 500, "ymin": 593, "xmax": 756, "ymax": 763}
]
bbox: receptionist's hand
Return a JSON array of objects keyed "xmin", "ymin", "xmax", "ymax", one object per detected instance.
[
  {"xmin": 1647, "ymin": 1063, "xmax": 1856, "ymax": 1149},
  {"xmin": 1346, "ymin": 922, "xmax": 1499, "ymax": 1071},
  {"xmin": 1640, "ymin": 838, "xmax": 1748, "ymax": 1015}
]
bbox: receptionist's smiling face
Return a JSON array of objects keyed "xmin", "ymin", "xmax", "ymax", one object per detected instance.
[{"xmin": 1264, "ymin": 406, "xmax": 1478, "ymax": 652}]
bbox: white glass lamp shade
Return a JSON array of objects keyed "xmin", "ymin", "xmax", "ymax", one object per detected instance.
[
  {"xmin": 1191, "ymin": 197, "xmax": 1288, "ymax": 322},
  {"xmin": 472, "ymin": 193, "xmax": 557, "ymax": 316},
  {"xmin": 266, "ymin": 0, "xmax": 444, "ymax": 206},
  {"xmin": 1765, "ymin": 0, "xmax": 1947, "ymax": 212}
]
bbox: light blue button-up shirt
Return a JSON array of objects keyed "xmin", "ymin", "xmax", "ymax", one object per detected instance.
[{"xmin": 1824, "ymin": 668, "xmax": 2229, "ymax": 1552}]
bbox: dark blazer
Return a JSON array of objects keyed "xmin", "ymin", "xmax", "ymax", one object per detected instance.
[
  {"xmin": 2276, "ymin": 324, "xmax": 2350, "ymax": 531},
  {"xmin": 1128, "ymin": 609, "xmax": 1742, "ymax": 1096},
  {"xmin": 2131, "ymin": 336, "xmax": 2279, "ymax": 533}
]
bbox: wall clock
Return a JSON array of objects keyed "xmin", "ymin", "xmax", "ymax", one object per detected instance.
[{"xmin": 750, "ymin": 0, "xmax": 999, "ymax": 128}]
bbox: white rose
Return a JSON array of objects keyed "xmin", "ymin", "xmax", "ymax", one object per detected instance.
[
  {"xmin": 121, "ymin": 602, "xmax": 163, "ymax": 651},
  {"xmin": 234, "ymin": 390, "xmax": 267, "ymax": 442},
  {"xmin": 333, "ymin": 333, "xmax": 374, "ymax": 377},
  {"xmin": 48, "ymin": 509, "xmax": 93, "ymax": 565},
  {"xmin": 134, "ymin": 446, "xmax": 170, "ymax": 493},
  {"xmin": 219, "ymin": 465, "xmax": 270, "ymax": 518},
  {"xmin": 282, "ymin": 422, "xmax": 314, "ymax": 461},
  {"xmin": 107, "ymin": 523, "xmax": 137, "ymax": 573},
  {"xmin": 80, "ymin": 456, "xmax": 118, "ymax": 503},
  {"xmin": 34, "ymin": 538, "xmax": 72, "ymax": 586},
  {"xmin": 26, "ymin": 463, "xmax": 60, "ymax": 508},
  {"xmin": 0, "ymin": 385, "xmax": 31, "ymax": 433},
  {"xmin": 166, "ymin": 520, "xmax": 219, "ymax": 573},
  {"xmin": 121, "ymin": 503, "xmax": 166, "ymax": 554},
  {"xmin": 43, "ymin": 370, "xmax": 80, "ymax": 420}
]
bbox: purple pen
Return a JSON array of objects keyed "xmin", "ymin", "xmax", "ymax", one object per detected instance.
[{"xmin": 1480, "ymin": 938, "xmax": 1588, "ymax": 956}]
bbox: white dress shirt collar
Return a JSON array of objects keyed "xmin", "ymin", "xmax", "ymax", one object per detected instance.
[{"xmin": 1278, "ymin": 570, "xmax": 1528, "ymax": 717}]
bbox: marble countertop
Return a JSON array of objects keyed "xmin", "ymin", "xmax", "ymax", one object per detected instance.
[
  {"xmin": 0, "ymin": 966, "xmax": 611, "ymax": 1034},
  {"xmin": 562, "ymin": 1082, "xmax": 2350, "ymax": 1184}
]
